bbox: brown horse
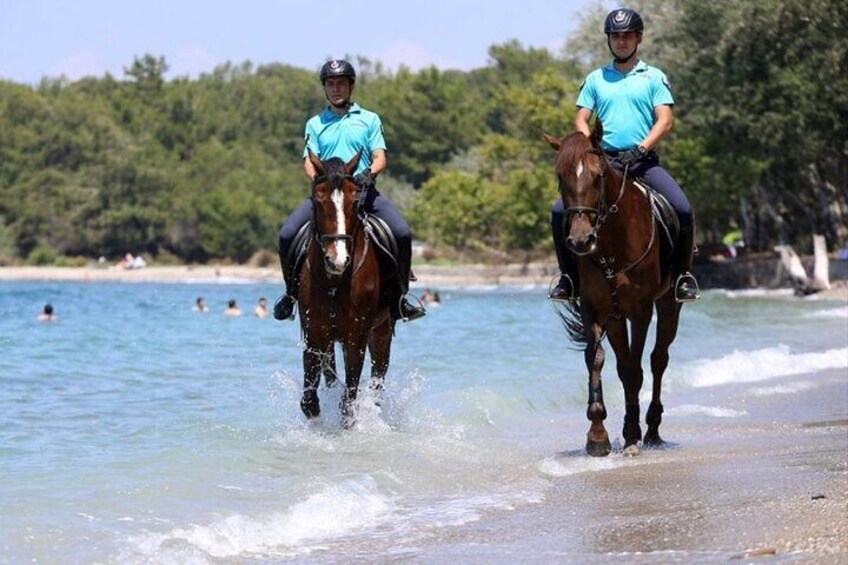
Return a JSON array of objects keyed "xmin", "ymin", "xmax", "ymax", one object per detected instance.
[
  {"xmin": 544, "ymin": 120, "xmax": 682, "ymax": 457},
  {"xmin": 297, "ymin": 150, "xmax": 394, "ymax": 426}
]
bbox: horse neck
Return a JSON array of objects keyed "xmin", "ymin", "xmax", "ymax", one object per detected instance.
[{"xmin": 599, "ymin": 165, "xmax": 654, "ymax": 253}]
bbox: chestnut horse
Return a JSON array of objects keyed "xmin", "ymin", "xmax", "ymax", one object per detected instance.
[
  {"xmin": 544, "ymin": 121, "xmax": 682, "ymax": 457},
  {"xmin": 297, "ymin": 151, "xmax": 394, "ymax": 426}
]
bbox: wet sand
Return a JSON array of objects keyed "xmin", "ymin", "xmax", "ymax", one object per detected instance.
[{"xmin": 407, "ymin": 370, "xmax": 848, "ymax": 564}]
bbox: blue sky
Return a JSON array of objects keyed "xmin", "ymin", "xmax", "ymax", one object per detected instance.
[{"xmin": 0, "ymin": 0, "xmax": 604, "ymax": 84}]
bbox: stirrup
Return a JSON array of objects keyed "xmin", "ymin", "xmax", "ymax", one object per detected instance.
[
  {"xmin": 674, "ymin": 272, "xmax": 701, "ymax": 303},
  {"xmin": 548, "ymin": 274, "xmax": 576, "ymax": 302},
  {"xmin": 395, "ymin": 295, "xmax": 426, "ymax": 322}
]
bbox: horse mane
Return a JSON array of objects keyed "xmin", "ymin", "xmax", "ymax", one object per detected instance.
[
  {"xmin": 553, "ymin": 132, "xmax": 594, "ymax": 177},
  {"xmin": 320, "ymin": 157, "xmax": 349, "ymax": 187}
]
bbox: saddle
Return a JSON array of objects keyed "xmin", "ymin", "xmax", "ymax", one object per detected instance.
[
  {"xmin": 632, "ymin": 179, "xmax": 680, "ymax": 264},
  {"xmin": 286, "ymin": 215, "xmax": 400, "ymax": 282}
]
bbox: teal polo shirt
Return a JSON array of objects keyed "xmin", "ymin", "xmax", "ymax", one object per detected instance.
[
  {"xmin": 302, "ymin": 103, "xmax": 386, "ymax": 175},
  {"xmin": 576, "ymin": 60, "xmax": 674, "ymax": 151}
]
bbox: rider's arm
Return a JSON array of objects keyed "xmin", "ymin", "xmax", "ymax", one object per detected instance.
[
  {"xmin": 303, "ymin": 155, "xmax": 317, "ymax": 181},
  {"xmin": 370, "ymin": 149, "xmax": 387, "ymax": 178},
  {"xmin": 575, "ymin": 107, "xmax": 593, "ymax": 137},
  {"xmin": 640, "ymin": 105, "xmax": 673, "ymax": 151}
]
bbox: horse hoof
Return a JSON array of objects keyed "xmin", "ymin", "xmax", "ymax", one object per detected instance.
[
  {"xmin": 300, "ymin": 397, "xmax": 320, "ymax": 419},
  {"xmin": 643, "ymin": 434, "xmax": 665, "ymax": 448},
  {"xmin": 586, "ymin": 440, "xmax": 612, "ymax": 457},
  {"xmin": 622, "ymin": 444, "xmax": 640, "ymax": 457}
]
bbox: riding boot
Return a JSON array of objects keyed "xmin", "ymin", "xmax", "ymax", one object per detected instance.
[
  {"xmin": 549, "ymin": 223, "xmax": 580, "ymax": 302},
  {"xmin": 273, "ymin": 263, "xmax": 297, "ymax": 321},
  {"xmin": 392, "ymin": 261, "xmax": 426, "ymax": 322},
  {"xmin": 674, "ymin": 223, "xmax": 701, "ymax": 302}
]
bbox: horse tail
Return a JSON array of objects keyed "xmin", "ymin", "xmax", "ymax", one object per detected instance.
[{"xmin": 554, "ymin": 300, "xmax": 588, "ymax": 348}]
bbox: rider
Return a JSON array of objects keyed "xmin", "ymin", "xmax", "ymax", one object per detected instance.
[
  {"xmin": 549, "ymin": 8, "xmax": 700, "ymax": 303},
  {"xmin": 274, "ymin": 59, "xmax": 426, "ymax": 322}
]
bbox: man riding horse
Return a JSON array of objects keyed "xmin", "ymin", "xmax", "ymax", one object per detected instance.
[
  {"xmin": 550, "ymin": 8, "xmax": 700, "ymax": 303},
  {"xmin": 274, "ymin": 59, "xmax": 426, "ymax": 323}
]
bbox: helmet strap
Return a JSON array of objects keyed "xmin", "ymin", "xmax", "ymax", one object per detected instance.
[{"xmin": 607, "ymin": 38, "xmax": 638, "ymax": 64}]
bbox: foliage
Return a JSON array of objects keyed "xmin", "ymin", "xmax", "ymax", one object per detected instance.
[{"xmin": 0, "ymin": 3, "xmax": 845, "ymax": 266}]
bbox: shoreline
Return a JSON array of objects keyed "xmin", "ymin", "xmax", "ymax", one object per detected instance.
[{"xmin": 1, "ymin": 264, "xmax": 846, "ymax": 300}]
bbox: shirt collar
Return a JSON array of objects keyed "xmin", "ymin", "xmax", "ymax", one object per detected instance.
[
  {"xmin": 321, "ymin": 102, "xmax": 362, "ymax": 119},
  {"xmin": 605, "ymin": 59, "xmax": 648, "ymax": 76}
]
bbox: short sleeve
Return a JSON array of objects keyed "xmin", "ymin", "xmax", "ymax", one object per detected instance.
[
  {"xmin": 368, "ymin": 114, "xmax": 387, "ymax": 153},
  {"xmin": 576, "ymin": 75, "xmax": 596, "ymax": 110},
  {"xmin": 302, "ymin": 119, "xmax": 320, "ymax": 159},
  {"xmin": 653, "ymin": 70, "xmax": 675, "ymax": 107}
]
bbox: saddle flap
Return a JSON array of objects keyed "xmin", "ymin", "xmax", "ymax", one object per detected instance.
[
  {"xmin": 287, "ymin": 220, "xmax": 313, "ymax": 276},
  {"xmin": 364, "ymin": 214, "xmax": 399, "ymax": 264}
]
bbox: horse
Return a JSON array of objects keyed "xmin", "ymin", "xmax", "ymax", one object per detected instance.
[
  {"xmin": 544, "ymin": 120, "xmax": 683, "ymax": 457},
  {"xmin": 297, "ymin": 150, "xmax": 394, "ymax": 427}
]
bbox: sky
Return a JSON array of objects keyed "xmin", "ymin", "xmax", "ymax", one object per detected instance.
[{"xmin": 0, "ymin": 0, "xmax": 606, "ymax": 84}]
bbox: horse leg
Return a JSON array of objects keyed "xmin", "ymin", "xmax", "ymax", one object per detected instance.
[
  {"xmin": 340, "ymin": 338, "xmax": 368, "ymax": 429},
  {"xmin": 645, "ymin": 295, "xmax": 682, "ymax": 445},
  {"xmin": 322, "ymin": 345, "xmax": 338, "ymax": 388},
  {"xmin": 367, "ymin": 318, "xmax": 393, "ymax": 405},
  {"xmin": 301, "ymin": 344, "xmax": 324, "ymax": 419},
  {"xmin": 605, "ymin": 318, "xmax": 639, "ymax": 454},
  {"xmin": 585, "ymin": 320, "xmax": 611, "ymax": 457},
  {"xmin": 618, "ymin": 307, "xmax": 654, "ymax": 455}
]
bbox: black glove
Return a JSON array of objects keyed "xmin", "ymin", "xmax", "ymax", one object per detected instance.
[
  {"xmin": 353, "ymin": 170, "xmax": 376, "ymax": 192},
  {"xmin": 617, "ymin": 145, "xmax": 647, "ymax": 167}
]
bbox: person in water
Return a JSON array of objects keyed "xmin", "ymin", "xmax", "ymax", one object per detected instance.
[{"xmin": 37, "ymin": 303, "xmax": 58, "ymax": 322}]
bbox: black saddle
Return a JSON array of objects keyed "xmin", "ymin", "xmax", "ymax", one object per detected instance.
[
  {"xmin": 632, "ymin": 178, "xmax": 679, "ymax": 264},
  {"xmin": 286, "ymin": 215, "xmax": 399, "ymax": 280}
]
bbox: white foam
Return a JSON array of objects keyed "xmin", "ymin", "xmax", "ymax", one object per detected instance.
[
  {"xmin": 724, "ymin": 288, "xmax": 795, "ymax": 299},
  {"xmin": 748, "ymin": 381, "xmax": 817, "ymax": 396},
  {"xmin": 688, "ymin": 345, "xmax": 848, "ymax": 387},
  {"xmin": 805, "ymin": 306, "xmax": 848, "ymax": 319},
  {"xmin": 136, "ymin": 477, "xmax": 393, "ymax": 558},
  {"xmin": 538, "ymin": 455, "xmax": 635, "ymax": 477},
  {"xmin": 666, "ymin": 404, "xmax": 746, "ymax": 418}
]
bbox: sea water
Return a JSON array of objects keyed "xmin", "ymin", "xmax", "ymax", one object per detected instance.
[{"xmin": 0, "ymin": 281, "xmax": 846, "ymax": 563}]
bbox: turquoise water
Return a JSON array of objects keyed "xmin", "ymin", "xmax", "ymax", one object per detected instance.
[{"xmin": 1, "ymin": 281, "xmax": 846, "ymax": 562}]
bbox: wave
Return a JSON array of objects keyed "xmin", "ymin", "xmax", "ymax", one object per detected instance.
[
  {"xmin": 688, "ymin": 345, "xmax": 848, "ymax": 387},
  {"xmin": 132, "ymin": 476, "xmax": 393, "ymax": 560},
  {"xmin": 804, "ymin": 306, "xmax": 848, "ymax": 319}
]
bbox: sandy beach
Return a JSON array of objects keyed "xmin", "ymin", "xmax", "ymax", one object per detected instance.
[{"xmin": 2, "ymin": 264, "xmax": 846, "ymax": 301}]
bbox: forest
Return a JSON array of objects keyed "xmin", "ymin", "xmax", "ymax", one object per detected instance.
[{"xmin": 0, "ymin": 0, "xmax": 845, "ymax": 266}]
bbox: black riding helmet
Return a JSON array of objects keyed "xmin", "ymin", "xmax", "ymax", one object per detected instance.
[
  {"xmin": 604, "ymin": 9, "xmax": 643, "ymax": 63},
  {"xmin": 319, "ymin": 59, "xmax": 356, "ymax": 84},
  {"xmin": 604, "ymin": 8, "xmax": 644, "ymax": 34}
]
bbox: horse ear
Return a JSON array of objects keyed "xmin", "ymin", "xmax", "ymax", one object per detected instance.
[
  {"xmin": 590, "ymin": 118, "xmax": 603, "ymax": 149},
  {"xmin": 308, "ymin": 149, "xmax": 323, "ymax": 174},
  {"xmin": 345, "ymin": 150, "xmax": 362, "ymax": 175},
  {"xmin": 542, "ymin": 131, "xmax": 561, "ymax": 151}
]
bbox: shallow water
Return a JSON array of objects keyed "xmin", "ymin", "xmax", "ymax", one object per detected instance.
[{"xmin": 1, "ymin": 281, "xmax": 846, "ymax": 562}]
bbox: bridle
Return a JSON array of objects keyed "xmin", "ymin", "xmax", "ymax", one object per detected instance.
[
  {"xmin": 311, "ymin": 172, "xmax": 356, "ymax": 255},
  {"xmin": 562, "ymin": 150, "xmax": 629, "ymax": 242}
]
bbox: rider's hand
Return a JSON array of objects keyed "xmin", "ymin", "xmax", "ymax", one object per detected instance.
[
  {"xmin": 353, "ymin": 170, "xmax": 376, "ymax": 191},
  {"xmin": 618, "ymin": 145, "xmax": 647, "ymax": 167}
]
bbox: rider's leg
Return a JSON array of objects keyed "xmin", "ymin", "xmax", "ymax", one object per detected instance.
[
  {"xmin": 366, "ymin": 191, "xmax": 426, "ymax": 322},
  {"xmin": 549, "ymin": 198, "xmax": 579, "ymax": 301},
  {"xmin": 274, "ymin": 199, "xmax": 313, "ymax": 320},
  {"xmin": 641, "ymin": 163, "xmax": 700, "ymax": 302}
]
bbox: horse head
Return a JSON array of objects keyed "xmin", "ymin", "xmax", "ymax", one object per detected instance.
[
  {"xmin": 544, "ymin": 120, "xmax": 608, "ymax": 256},
  {"xmin": 308, "ymin": 150, "xmax": 362, "ymax": 276}
]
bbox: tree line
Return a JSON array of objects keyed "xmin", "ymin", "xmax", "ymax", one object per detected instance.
[{"xmin": 0, "ymin": 0, "xmax": 844, "ymax": 266}]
